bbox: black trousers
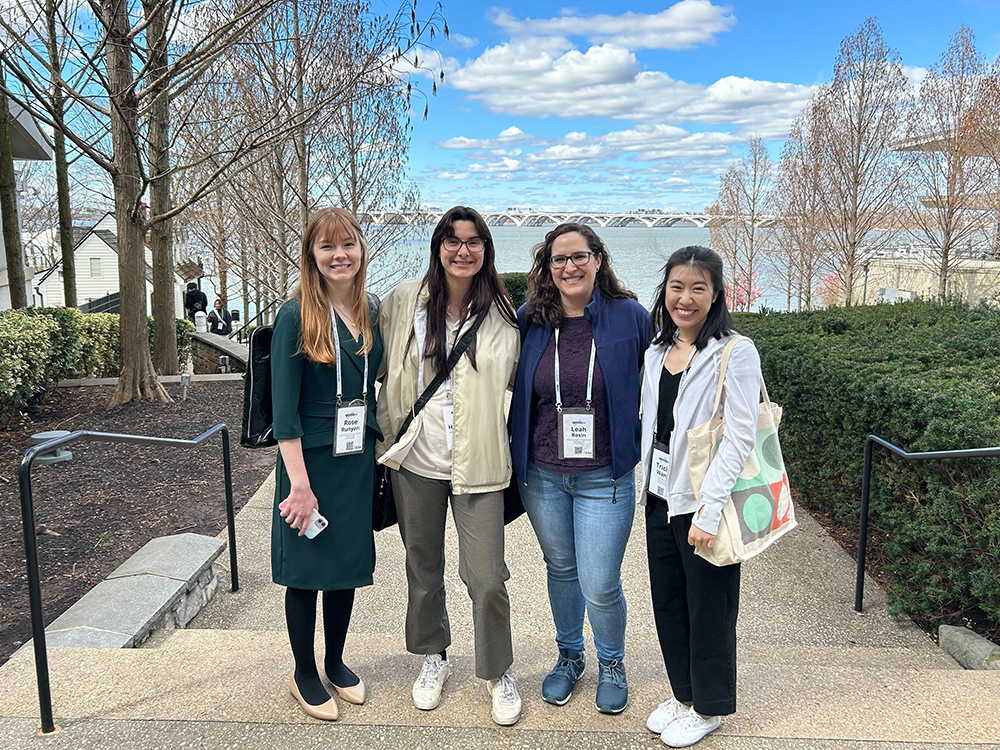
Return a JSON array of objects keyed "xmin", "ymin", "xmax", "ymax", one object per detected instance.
[{"xmin": 645, "ymin": 499, "xmax": 740, "ymax": 716}]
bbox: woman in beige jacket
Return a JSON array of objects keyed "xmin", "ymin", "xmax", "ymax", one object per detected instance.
[{"xmin": 376, "ymin": 206, "xmax": 521, "ymax": 726}]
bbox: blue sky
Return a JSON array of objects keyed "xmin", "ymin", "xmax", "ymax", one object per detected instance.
[{"xmin": 401, "ymin": 0, "xmax": 1000, "ymax": 213}]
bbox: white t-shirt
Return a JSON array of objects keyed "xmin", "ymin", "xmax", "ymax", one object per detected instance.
[{"xmin": 400, "ymin": 315, "xmax": 464, "ymax": 481}]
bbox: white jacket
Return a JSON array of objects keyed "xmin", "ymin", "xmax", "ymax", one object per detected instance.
[{"xmin": 638, "ymin": 334, "xmax": 762, "ymax": 535}]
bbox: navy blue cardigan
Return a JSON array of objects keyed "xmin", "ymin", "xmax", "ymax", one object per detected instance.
[{"xmin": 511, "ymin": 290, "xmax": 654, "ymax": 483}]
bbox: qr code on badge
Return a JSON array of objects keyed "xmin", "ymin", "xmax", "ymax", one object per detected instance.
[
  {"xmin": 574, "ymin": 446, "xmax": 584, "ymax": 455},
  {"xmin": 346, "ymin": 440, "xmax": 356, "ymax": 451}
]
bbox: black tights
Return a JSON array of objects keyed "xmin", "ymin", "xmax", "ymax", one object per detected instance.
[{"xmin": 285, "ymin": 587, "xmax": 357, "ymax": 705}]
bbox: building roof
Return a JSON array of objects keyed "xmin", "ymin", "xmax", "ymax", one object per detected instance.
[{"xmin": 6, "ymin": 98, "xmax": 52, "ymax": 161}]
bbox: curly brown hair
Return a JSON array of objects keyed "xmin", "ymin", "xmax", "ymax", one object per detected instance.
[{"xmin": 524, "ymin": 223, "xmax": 637, "ymax": 328}]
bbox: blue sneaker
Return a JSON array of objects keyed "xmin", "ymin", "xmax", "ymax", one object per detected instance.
[
  {"xmin": 596, "ymin": 658, "xmax": 628, "ymax": 714},
  {"xmin": 541, "ymin": 648, "xmax": 586, "ymax": 705}
]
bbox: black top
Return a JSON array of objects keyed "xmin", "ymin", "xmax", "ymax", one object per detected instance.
[{"xmin": 655, "ymin": 367, "xmax": 684, "ymax": 447}]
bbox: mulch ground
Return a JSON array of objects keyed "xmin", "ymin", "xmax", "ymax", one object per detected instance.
[{"xmin": 0, "ymin": 381, "xmax": 276, "ymax": 666}]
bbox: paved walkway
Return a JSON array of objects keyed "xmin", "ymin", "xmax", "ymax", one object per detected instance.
[{"xmin": 2, "ymin": 470, "xmax": 998, "ymax": 749}]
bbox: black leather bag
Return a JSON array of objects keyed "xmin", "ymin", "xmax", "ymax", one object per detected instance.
[
  {"xmin": 372, "ymin": 464, "xmax": 397, "ymax": 531},
  {"xmin": 241, "ymin": 325, "xmax": 277, "ymax": 448}
]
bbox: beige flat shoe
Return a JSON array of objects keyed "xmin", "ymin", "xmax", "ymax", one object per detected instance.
[
  {"xmin": 331, "ymin": 678, "xmax": 366, "ymax": 705},
  {"xmin": 290, "ymin": 677, "xmax": 339, "ymax": 721}
]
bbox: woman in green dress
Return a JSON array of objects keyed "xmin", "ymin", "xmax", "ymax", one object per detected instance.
[{"xmin": 271, "ymin": 207, "xmax": 384, "ymax": 721}]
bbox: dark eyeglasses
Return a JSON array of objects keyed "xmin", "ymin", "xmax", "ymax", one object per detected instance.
[
  {"xmin": 549, "ymin": 251, "xmax": 595, "ymax": 269},
  {"xmin": 442, "ymin": 237, "xmax": 485, "ymax": 253}
]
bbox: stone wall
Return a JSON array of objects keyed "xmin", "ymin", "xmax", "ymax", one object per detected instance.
[{"xmin": 190, "ymin": 332, "xmax": 248, "ymax": 375}]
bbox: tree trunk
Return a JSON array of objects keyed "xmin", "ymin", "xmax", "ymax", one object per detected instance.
[
  {"xmin": 240, "ymin": 241, "xmax": 248, "ymax": 325},
  {"xmin": 0, "ymin": 68, "xmax": 27, "ymax": 309},
  {"xmin": 145, "ymin": 0, "xmax": 178, "ymax": 375},
  {"xmin": 46, "ymin": 0, "xmax": 76, "ymax": 308},
  {"xmin": 215, "ymin": 191, "xmax": 227, "ymax": 305},
  {"xmin": 293, "ymin": 0, "xmax": 309, "ymax": 237},
  {"xmin": 103, "ymin": 0, "xmax": 170, "ymax": 408}
]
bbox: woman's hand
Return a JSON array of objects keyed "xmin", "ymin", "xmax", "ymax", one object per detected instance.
[
  {"xmin": 279, "ymin": 482, "xmax": 318, "ymax": 536},
  {"xmin": 688, "ymin": 524, "xmax": 716, "ymax": 550}
]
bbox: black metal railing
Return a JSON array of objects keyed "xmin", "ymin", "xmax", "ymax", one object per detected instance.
[
  {"xmin": 854, "ymin": 434, "xmax": 1000, "ymax": 613},
  {"xmin": 230, "ymin": 298, "xmax": 284, "ymax": 344},
  {"xmin": 19, "ymin": 424, "xmax": 239, "ymax": 734}
]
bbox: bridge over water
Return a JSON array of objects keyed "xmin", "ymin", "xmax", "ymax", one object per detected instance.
[{"xmin": 358, "ymin": 211, "xmax": 777, "ymax": 229}]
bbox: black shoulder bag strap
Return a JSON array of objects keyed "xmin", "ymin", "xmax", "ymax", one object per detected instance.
[{"xmin": 394, "ymin": 309, "xmax": 488, "ymax": 442}]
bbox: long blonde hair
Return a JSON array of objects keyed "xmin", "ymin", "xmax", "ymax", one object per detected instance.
[{"xmin": 293, "ymin": 208, "xmax": 374, "ymax": 363}]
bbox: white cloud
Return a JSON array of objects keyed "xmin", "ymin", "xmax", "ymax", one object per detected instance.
[
  {"xmin": 448, "ymin": 41, "xmax": 813, "ymax": 133},
  {"xmin": 490, "ymin": 1, "xmax": 736, "ymax": 51},
  {"xmin": 436, "ymin": 171, "xmax": 469, "ymax": 180},
  {"xmin": 468, "ymin": 157, "xmax": 522, "ymax": 173},
  {"xmin": 526, "ymin": 144, "xmax": 609, "ymax": 162},
  {"xmin": 449, "ymin": 33, "xmax": 479, "ymax": 49},
  {"xmin": 903, "ymin": 65, "xmax": 928, "ymax": 89}
]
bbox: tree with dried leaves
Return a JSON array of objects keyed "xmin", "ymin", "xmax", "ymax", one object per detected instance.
[
  {"xmin": 709, "ymin": 136, "xmax": 775, "ymax": 312},
  {"xmin": 899, "ymin": 27, "xmax": 997, "ymax": 299},
  {"xmin": 812, "ymin": 18, "xmax": 909, "ymax": 306},
  {"xmin": 774, "ymin": 102, "xmax": 826, "ymax": 311}
]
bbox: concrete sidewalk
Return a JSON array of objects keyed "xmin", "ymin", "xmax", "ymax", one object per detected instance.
[{"xmin": 2, "ymin": 470, "xmax": 998, "ymax": 749}]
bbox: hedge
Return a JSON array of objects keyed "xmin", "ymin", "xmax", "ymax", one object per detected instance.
[
  {"xmin": 733, "ymin": 300, "xmax": 1000, "ymax": 629},
  {"xmin": 0, "ymin": 308, "xmax": 193, "ymax": 418},
  {"xmin": 500, "ymin": 272, "xmax": 528, "ymax": 310}
]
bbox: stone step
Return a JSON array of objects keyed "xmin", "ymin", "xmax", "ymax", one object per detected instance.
[
  {"xmin": 1, "ymin": 632, "xmax": 994, "ymax": 744},
  {"xmin": 151, "ymin": 627, "xmax": 961, "ymax": 671}
]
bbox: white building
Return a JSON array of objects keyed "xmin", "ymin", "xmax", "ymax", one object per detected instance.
[
  {"xmin": 0, "ymin": 97, "xmax": 52, "ymax": 310},
  {"xmin": 33, "ymin": 212, "xmax": 186, "ymax": 318}
]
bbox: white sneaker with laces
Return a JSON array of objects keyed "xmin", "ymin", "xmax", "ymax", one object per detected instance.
[
  {"xmin": 647, "ymin": 697, "xmax": 691, "ymax": 734},
  {"xmin": 412, "ymin": 654, "xmax": 451, "ymax": 710},
  {"xmin": 486, "ymin": 669, "xmax": 522, "ymax": 726},
  {"xmin": 660, "ymin": 710, "xmax": 721, "ymax": 748}
]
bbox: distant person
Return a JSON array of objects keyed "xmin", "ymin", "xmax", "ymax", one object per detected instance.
[
  {"xmin": 208, "ymin": 298, "xmax": 232, "ymax": 336},
  {"xmin": 639, "ymin": 246, "xmax": 762, "ymax": 747},
  {"xmin": 185, "ymin": 282, "xmax": 208, "ymax": 321},
  {"xmin": 509, "ymin": 223, "xmax": 653, "ymax": 714},
  {"xmin": 271, "ymin": 207, "xmax": 384, "ymax": 721}
]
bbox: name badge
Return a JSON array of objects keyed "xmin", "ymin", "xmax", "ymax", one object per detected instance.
[
  {"xmin": 558, "ymin": 408, "xmax": 595, "ymax": 459},
  {"xmin": 649, "ymin": 441, "xmax": 671, "ymax": 499},
  {"xmin": 334, "ymin": 400, "xmax": 366, "ymax": 456},
  {"xmin": 442, "ymin": 403, "xmax": 454, "ymax": 451}
]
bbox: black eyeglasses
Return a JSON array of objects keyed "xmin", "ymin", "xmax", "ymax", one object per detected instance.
[
  {"xmin": 442, "ymin": 237, "xmax": 485, "ymax": 253},
  {"xmin": 549, "ymin": 251, "xmax": 595, "ymax": 269}
]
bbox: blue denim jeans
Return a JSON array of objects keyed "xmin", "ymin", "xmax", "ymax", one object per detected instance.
[{"xmin": 520, "ymin": 462, "xmax": 635, "ymax": 662}]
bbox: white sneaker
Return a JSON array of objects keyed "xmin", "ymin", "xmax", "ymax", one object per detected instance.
[
  {"xmin": 486, "ymin": 669, "xmax": 522, "ymax": 726},
  {"xmin": 647, "ymin": 697, "xmax": 691, "ymax": 734},
  {"xmin": 660, "ymin": 711, "xmax": 721, "ymax": 747},
  {"xmin": 412, "ymin": 654, "xmax": 451, "ymax": 710}
]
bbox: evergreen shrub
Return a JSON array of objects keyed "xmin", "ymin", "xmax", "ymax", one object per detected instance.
[
  {"xmin": 500, "ymin": 272, "xmax": 528, "ymax": 309},
  {"xmin": 0, "ymin": 308, "xmax": 193, "ymax": 418},
  {"xmin": 733, "ymin": 300, "xmax": 1000, "ymax": 629}
]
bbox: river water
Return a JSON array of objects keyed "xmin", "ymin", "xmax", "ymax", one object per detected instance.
[{"xmin": 206, "ymin": 225, "xmax": 801, "ymax": 319}]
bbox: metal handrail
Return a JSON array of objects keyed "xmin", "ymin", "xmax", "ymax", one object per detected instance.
[
  {"xmin": 230, "ymin": 298, "xmax": 284, "ymax": 343},
  {"xmin": 19, "ymin": 424, "xmax": 239, "ymax": 734},
  {"xmin": 855, "ymin": 434, "xmax": 1000, "ymax": 613}
]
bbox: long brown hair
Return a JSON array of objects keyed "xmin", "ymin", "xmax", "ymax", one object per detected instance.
[
  {"xmin": 292, "ymin": 207, "xmax": 374, "ymax": 363},
  {"xmin": 409, "ymin": 206, "xmax": 517, "ymax": 375},
  {"xmin": 525, "ymin": 223, "xmax": 636, "ymax": 328}
]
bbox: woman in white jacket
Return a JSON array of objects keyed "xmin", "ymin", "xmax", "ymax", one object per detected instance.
[{"xmin": 638, "ymin": 246, "xmax": 762, "ymax": 748}]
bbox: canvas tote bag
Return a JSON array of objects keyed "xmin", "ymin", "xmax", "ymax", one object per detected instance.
[{"xmin": 686, "ymin": 336, "xmax": 796, "ymax": 566}]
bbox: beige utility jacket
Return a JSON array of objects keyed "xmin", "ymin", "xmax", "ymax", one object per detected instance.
[{"xmin": 375, "ymin": 278, "xmax": 519, "ymax": 495}]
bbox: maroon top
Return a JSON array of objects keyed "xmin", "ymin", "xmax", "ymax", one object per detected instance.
[{"xmin": 529, "ymin": 315, "xmax": 611, "ymax": 473}]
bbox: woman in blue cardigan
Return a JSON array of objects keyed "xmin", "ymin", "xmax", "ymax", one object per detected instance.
[{"xmin": 510, "ymin": 223, "xmax": 653, "ymax": 714}]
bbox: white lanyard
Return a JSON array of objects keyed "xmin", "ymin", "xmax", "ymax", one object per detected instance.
[
  {"xmin": 330, "ymin": 306, "xmax": 368, "ymax": 406},
  {"xmin": 554, "ymin": 327, "xmax": 597, "ymax": 412}
]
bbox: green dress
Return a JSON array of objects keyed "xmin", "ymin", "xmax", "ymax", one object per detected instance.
[{"xmin": 270, "ymin": 298, "xmax": 384, "ymax": 590}]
